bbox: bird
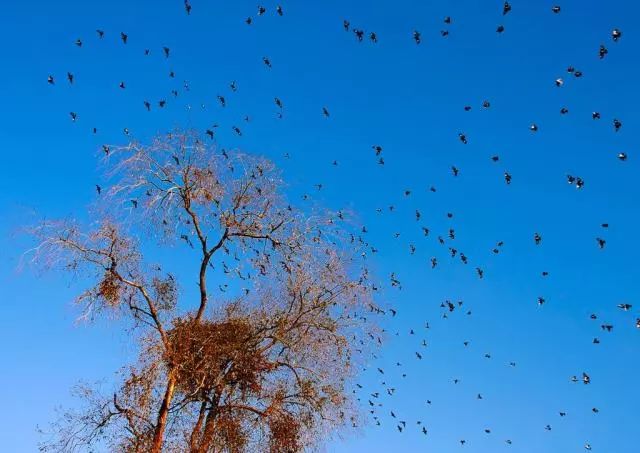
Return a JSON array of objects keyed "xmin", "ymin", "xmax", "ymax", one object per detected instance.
[
  {"xmin": 163, "ymin": 46, "xmax": 170, "ymax": 58},
  {"xmin": 613, "ymin": 118, "xmax": 622, "ymax": 131},
  {"xmin": 120, "ymin": 32, "xmax": 128, "ymax": 44},
  {"xmin": 263, "ymin": 57, "xmax": 272, "ymax": 68},
  {"xmin": 413, "ymin": 30, "xmax": 421, "ymax": 44},
  {"xmin": 503, "ymin": 1, "xmax": 512, "ymax": 15},
  {"xmin": 612, "ymin": 28, "xmax": 622, "ymax": 42},
  {"xmin": 599, "ymin": 44, "xmax": 609, "ymax": 59}
]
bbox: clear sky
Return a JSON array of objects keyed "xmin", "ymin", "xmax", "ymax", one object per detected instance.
[{"xmin": 1, "ymin": 0, "xmax": 639, "ymax": 451}]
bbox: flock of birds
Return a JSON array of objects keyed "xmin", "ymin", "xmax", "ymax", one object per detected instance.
[{"xmin": 43, "ymin": 1, "xmax": 637, "ymax": 451}]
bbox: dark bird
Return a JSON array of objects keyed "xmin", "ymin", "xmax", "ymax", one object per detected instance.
[
  {"xmin": 95, "ymin": 185, "xmax": 101, "ymax": 195},
  {"xmin": 613, "ymin": 118, "xmax": 622, "ymax": 132},
  {"xmin": 552, "ymin": 6, "xmax": 561, "ymax": 13},
  {"xmin": 612, "ymin": 28, "xmax": 622, "ymax": 42},
  {"xmin": 263, "ymin": 57, "xmax": 272, "ymax": 68},
  {"xmin": 120, "ymin": 32, "xmax": 128, "ymax": 44},
  {"xmin": 47, "ymin": 75, "xmax": 55, "ymax": 84},
  {"xmin": 413, "ymin": 30, "xmax": 421, "ymax": 44},
  {"xmin": 534, "ymin": 232, "xmax": 542, "ymax": 245},
  {"xmin": 599, "ymin": 44, "xmax": 608, "ymax": 59},
  {"xmin": 503, "ymin": 1, "xmax": 512, "ymax": 15},
  {"xmin": 276, "ymin": 5, "xmax": 283, "ymax": 16},
  {"xmin": 163, "ymin": 46, "xmax": 170, "ymax": 58},
  {"xmin": 497, "ymin": 25, "xmax": 505, "ymax": 33},
  {"xmin": 184, "ymin": 0, "xmax": 192, "ymax": 14},
  {"xmin": 322, "ymin": 107, "xmax": 330, "ymax": 117},
  {"xmin": 96, "ymin": 29, "xmax": 104, "ymax": 38}
]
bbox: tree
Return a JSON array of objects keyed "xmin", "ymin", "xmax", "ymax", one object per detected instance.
[{"xmin": 28, "ymin": 131, "xmax": 382, "ymax": 452}]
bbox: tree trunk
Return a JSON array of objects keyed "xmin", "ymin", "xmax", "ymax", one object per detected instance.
[
  {"xmin": 189, "ymin": 401, "xmax": 208, "ymax": 453},
  {"xmin": 151, "ymin": 372, "xmax": 177, "ymax": 453},
  {"xmin": 196, "ymin": 406, "xmax": 218, "ymax": 453}
]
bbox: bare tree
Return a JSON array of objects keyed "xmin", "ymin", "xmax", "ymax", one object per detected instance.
[{"xmin": 28, "ymin": 131, "xmax": 382, "ymax": 452}]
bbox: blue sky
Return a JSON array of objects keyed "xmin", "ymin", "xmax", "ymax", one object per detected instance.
[{"xmin": 1, "ymin": 0, "xmax": 639, "ymax": 451}]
